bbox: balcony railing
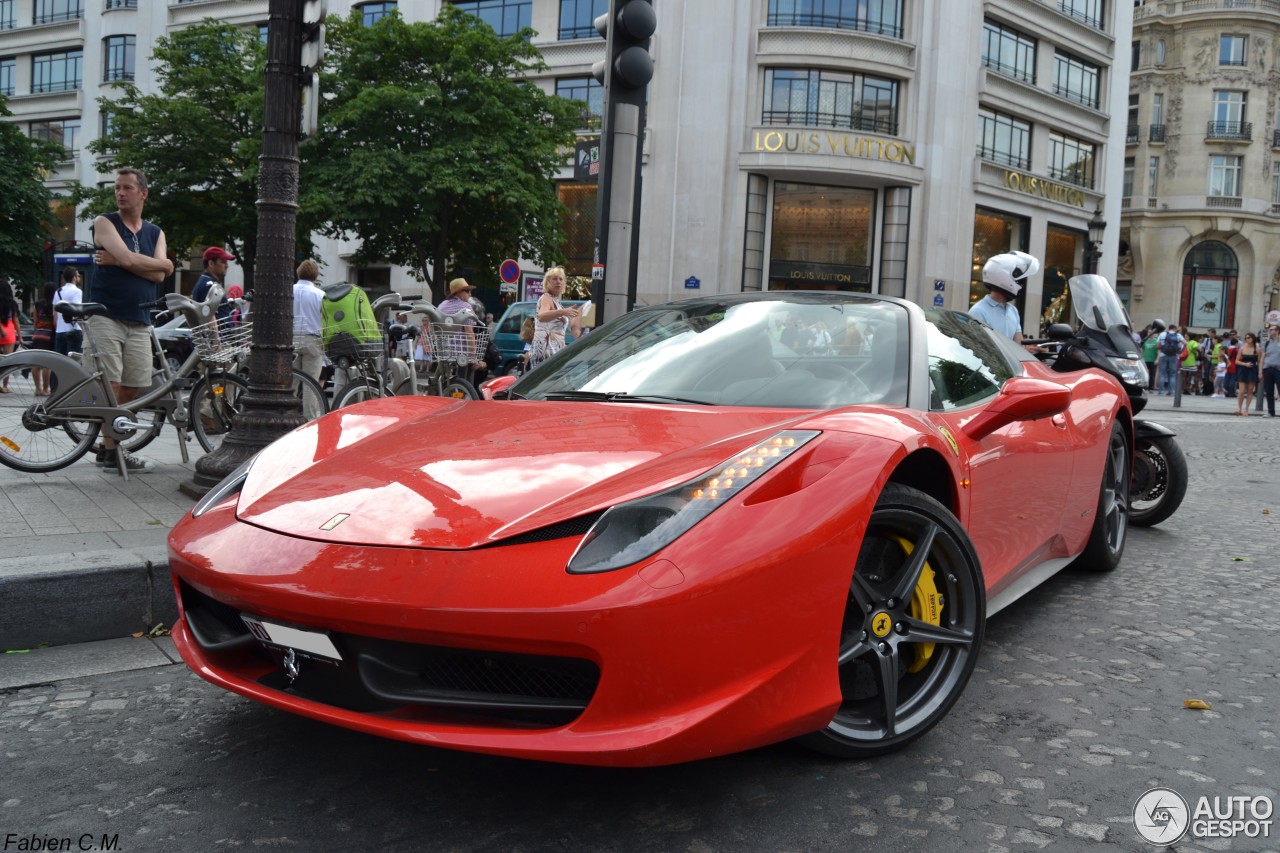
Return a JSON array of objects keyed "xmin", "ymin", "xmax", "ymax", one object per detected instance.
[
  {"xmin": 103, "ymin": 69, "xmax": 134, "ymax": 82},
  {"xmin": 765, "ymin": 11, "xmax": 904, "ymax": 39},
  {"xmin": 1052, "ymin": 84, "xmax": 1099, "ymax": 109},
  {"xmin": 977, "ymin": 145, "xmax": 1030, "ymax": 170},
  {"xmin": 34, "ymin": 8, "xmax": 83, "ymax": 23},
  {"xmin": 1126, "ymin": 124, "xmax": 1140, "ymax": 143},
  {"xmin": 1057, "ymin": 1, "xmax": 1104, "ymax": 29},
  {"xmin": 1149, "ymin": 124, "xmax": 1167, "ymax": 143},
  {"xmin": 1206, "ymin": 195, "xmax": 1243, "ymax": 208},
  {"xmin": 105, "ymin": 0, "xmax": 137, "ymax": 8},
  {"xmin": 1206, "ymin": 121, "xmax": 1252, "ymax": 140},
  {"xmin": 762, "ymin": 110, "xmax": 898, "ymax": 136},
  {"xmin": 982, "ymin": 56, "xmax": 1035, "ymax": 84}
]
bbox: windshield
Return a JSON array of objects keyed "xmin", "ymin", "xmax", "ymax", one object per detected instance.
[
  {"xmin": 514, "ymin": 294, "xmax": 911, "ymax": 409},
  {"xmin": 1068, "ymin": 274, "xmax": 1132, "ymax": 333}
]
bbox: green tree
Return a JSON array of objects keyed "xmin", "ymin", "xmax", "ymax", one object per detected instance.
[
  {"xmin": 303, "ymin": 6, "xmax": 582, "ymax": 302},
  {"xmin": 0, "ymin": 96, "xmax": 61, "ymax": 292},
  {"xmin": 77, "ymin": 21, "xmax": 268, "ymax": 285}
]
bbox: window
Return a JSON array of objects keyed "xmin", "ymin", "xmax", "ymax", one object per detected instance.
[
  {"xmin": 31, "ymin": 118, "xmax": 79, "ymax": 158},
  {"xmin": 1054, "ymin": 51, "xmax": 1099, "ymax": 108},
  {"xmin": 1060, "ymin": 0, "xmax": 1104, "ymax": 28},
  {"xmin": 925, "ymin": 310, "xmax": 1015, "ymax": 411},
  {"xmin": 556, "ymin": 77, "xmax": 603, "ymax": 130},
  {"xmin": 451, "ymin": 0, "xmax": 531, "ymax": 37},
  {"xmin": 258, "ymin": 24, "xmax": 269, "ymax": 43},
  {"xmin": 1127, "ymin": 93, "xmax": 1139, "ymax": 142},
  {"xmin": 1272, "ymin": 168, "xmax": 1280, "ymax": 204},
  {"xmin": 1148, "ymin": 156, "xmax": 1159, "ymax": 195},
  {"xmin": 0, "ymin": 57, "xmax": 13, "ymax": 96},
  {"xmin": 977, "ymin": 108, "xmax": 1031, "ymax": 169},
  {"xmin": 103, "ymin": 35, "xmax": 135, "ymax": 83},
  {"xmin": 1208, "ymin": 155, "xmax": 1242, "ymax": 196},
  {"xmin": 0, "ymin": 0, "xmax": 13, "ymax": 29},
  {"xmin": 1152, "ymin": 92, "xmax": 1163, "ymax": 124},
  {"xmin": 1213, "ymin": 90, "xmax": 1246, "ymax": 124},
  {"xmin": 100, "ymin": 110, "xmax": 114, "ymax": 139},
  {"xmin": 32, "ymin": 50, "xmax": 83, "ymax": 94},
  {"xmin": 34, "ymin": 0, "xmax": 81, "ymax": 23},
  {"xmin": 763, "ymin": 69, "xmax": 899, "ymax": 135},
  {"xmin": 1048, "ymin": 131, "xmax": 1095, "ymax": 188},
  {"xmin": 1219, "ymin": 35, "xmax": 1246, "ymax": 66},
  {"xmin": 1123, "ymin": 157, "xmax": 1135, "ymax": 197},
  {"xmin": 559, "ymin": 0, "xmax": 606, "ymax": 39},
  {"xmin": 558, "ymin": 182, "xmax": 598, "ymax": 276},
  {"xmin": 766, "ymin": 0, "xmax": 905, "ymax": 39},
  {"xmin": 1131, "ymin": 40, "xmax": 1140, "ymax": 71},
  {"xmin": 358, "ymin": 2, "xmax": 396, "ymax": 26},
  {"xmin": 105, "ymin": 0, "xmax": 137, "ymax": 8},
  {"xmin": 1155, "ymin": 38, "xmax": 1166, "ymax": 65},
  {"xmin": 982, "ymin": 20, "xmax": 1036, "ymax": 83}
]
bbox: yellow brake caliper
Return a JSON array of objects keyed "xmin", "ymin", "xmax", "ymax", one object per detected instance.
[{"xmin": 892, "ymin": 536, "xmax": 943, "ymax": 674}]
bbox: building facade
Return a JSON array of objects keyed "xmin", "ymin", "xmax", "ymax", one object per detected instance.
[
  {"xmin": 1126, "ymin": 0, "xmax": 1280, "ymax": 336},
  {"xmin": 3, "ymin": 0, "xmax": 1130, "ymax": 333}
]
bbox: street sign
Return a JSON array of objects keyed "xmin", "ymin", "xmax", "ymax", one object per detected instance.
[
  {"xmin": 592, "ymin": 263, "xmax": 604, "ymax": 280},
  {"xmin": 933, "ymin": 294, "xmax": 945, "ymax": 306},
  {"xmin": 499, "ymin": 259, "xmax": 520, "ymax": 284},
  {"xmin": 684, "ymin": 276, "xmax": 700, "ymax": 289}
]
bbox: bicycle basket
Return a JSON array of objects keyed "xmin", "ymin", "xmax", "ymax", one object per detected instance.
[
  {"xmin": 191, "ymin": 317, "xmax": 253, "ymax": 365},
  {"xmin": 326, "ymin": 332, "xmax": 382, "ymax": 363},
  {"xmin": 430, "ymin": 323, "xmax": 489, "ymax": 366}
]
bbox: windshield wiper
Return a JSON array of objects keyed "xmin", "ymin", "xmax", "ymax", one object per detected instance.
[{"xmin": 542, "ymin": 390, "xmax": 712, "ymax": 405}]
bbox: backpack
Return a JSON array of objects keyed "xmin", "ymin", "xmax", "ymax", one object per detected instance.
[{"xmin": 1161, "ymin": 332, "xmax": 1182, "ymax": 357}]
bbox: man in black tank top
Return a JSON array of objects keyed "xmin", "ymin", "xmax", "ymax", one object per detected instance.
[{"xmin": 90, "ymin": 167, "xmax": 175, "ymax": 474}]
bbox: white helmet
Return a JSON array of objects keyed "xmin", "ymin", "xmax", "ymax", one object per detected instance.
[{"xmin": 982, "ymin": 251, "xmax": 1040, "ymax": 298}]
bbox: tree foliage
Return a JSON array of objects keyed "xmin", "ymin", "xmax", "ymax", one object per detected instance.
[
  {"xmin": 302, "ymin": 7, "xmax": 582, "ymax": 303},
  {"xmin": 0, "ymin": 96, "xmax": 61, "ymax": 290},
  {"xmin": 78, "ymin": 21, "xmax": 267, "ymax": 284}
]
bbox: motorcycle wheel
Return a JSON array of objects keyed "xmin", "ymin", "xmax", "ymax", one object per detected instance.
[{"xmin": 1129, "ymin": 433, "xmax": 1188, "ymax": 527}]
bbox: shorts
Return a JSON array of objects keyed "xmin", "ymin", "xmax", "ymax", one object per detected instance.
[{"xmin": 89, "ymin": 315, "xmax": 153, "ymax": 388}]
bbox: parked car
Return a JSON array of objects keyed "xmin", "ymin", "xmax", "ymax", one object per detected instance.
[
  {"xmin": 491, "ymin": 299, "xmax": 589, "ymax": 373},
  {"xmin": 169, "ymin": 290, "xmax": 1133, "ymax": 767}
]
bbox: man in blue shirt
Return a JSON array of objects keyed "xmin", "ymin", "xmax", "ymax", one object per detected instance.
[
  {"xmin": 192, "ymin": 246, "xmax": 237, "ymax": 322},
  {"xmin": 969, "ymin": 251, "xmax": 1040, "ymax": 344},
  {"xmin": 91, "ymin": 167, "xmax": 174, "ymax": 473}
]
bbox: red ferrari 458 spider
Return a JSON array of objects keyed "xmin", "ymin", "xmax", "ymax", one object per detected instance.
[{"xmin": 169, "ymin": 290, "xmax": 1133, "ymax": 766}]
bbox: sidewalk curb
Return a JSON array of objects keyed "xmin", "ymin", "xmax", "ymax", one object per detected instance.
[{"xmin": 0, "ymin": 548, "xmax": 177, "ymax": 651}]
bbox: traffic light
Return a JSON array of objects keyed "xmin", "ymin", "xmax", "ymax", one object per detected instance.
[
  {"xmin": 299, "ymin": 0, "xmax": 325, "ymax": 139},
  {"xmin": 592, "ymin": 0, "xmax": 656, "ymax": 107},
  {"xmin": 300, "ymin": 0, "xmax": 326, "ymax": 73}
]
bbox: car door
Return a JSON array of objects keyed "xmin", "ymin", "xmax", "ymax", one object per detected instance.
[{"xmin": 925, "ymin": 312, "xmax": 1075, "ymax": 593}]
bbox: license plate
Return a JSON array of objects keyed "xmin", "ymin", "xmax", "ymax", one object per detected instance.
[{"xmin": 240, "ymin": 615, "xmax": 343, "ymax": 661}]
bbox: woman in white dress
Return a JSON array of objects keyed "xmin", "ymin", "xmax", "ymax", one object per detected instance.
[{"xmin": 529, "ymin": 266, "xmax": 581, "ymax": 369}]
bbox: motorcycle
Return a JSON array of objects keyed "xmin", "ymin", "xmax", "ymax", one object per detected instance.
[{"xmin": 1038, "ymin": 274, "xmax": 1187, "ymax": 527}]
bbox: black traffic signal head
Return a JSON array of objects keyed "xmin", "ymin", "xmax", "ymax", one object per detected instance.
[{"xmin": 592, "ymin": 0, "xmax": 656, "ymax": 102}]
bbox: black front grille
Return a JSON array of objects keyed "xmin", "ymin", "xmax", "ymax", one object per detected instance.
[
  {"xmin": 491, "ymin": 511, "xmax": 604, "ymax": 547},
  {"xmin": 179, "ymin": 580, "xmax": 600, "ymax": 727}
]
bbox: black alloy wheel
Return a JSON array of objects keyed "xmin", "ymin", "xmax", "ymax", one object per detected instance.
[{"xmin": 798, "ymin": 483, "xmax": 985, "ymax": 758}]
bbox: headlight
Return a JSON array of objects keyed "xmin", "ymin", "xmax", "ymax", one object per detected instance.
[
  {"xmin": 191, "ymin": 456, "xmax": 255, "ymax": 518},
  {"xmin": 1108, "ymin": 356, "xmax": 1147, "ymax": 387},
  {"xmin": 566, "ymin": 430, "xmax": 820, "ymax": 574}
]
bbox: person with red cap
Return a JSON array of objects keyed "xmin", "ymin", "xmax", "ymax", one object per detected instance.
[{"xmin": 192, "ymin": 246, "xmax": 238, "ymax": 322}]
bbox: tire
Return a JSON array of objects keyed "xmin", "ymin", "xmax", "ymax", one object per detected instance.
[
  {"xmin": 332, "ymin": 377, "xmax": 385, "ymax": 409},
  {"xmin": 289, "ymin": 368, "xmax": 329, "ymax": 421},
  {"xmin": 1072, "ymin": 421, "xmax": 1130, "ymax": 572},
  {"xmin": 1129, "ymin": 434, "xmax": 1187, "ymax": 527},
  {"xmin": 0, "ymin": 363, "xmax": 98, "ymax": 472},
  {"xmin": 797, "ymin": 483, "xmax": 986, "ymax": 758},
  {"xmin": 189, "ymin": 372, "xmax": 250, "ymax": 454},
  {"xmin": 440, "ymin": 376, "xmax": 478, "ymax": 400}
]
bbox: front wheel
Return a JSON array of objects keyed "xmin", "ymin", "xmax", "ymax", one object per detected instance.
[
  {"xmin": 189, "ymin": 372, "xmax": 250, "ymax": 454},
  {"xmin": 332, "ymin": 377, "xmax": 386, "ymax": 409},
  {"xmin": 440, "ymin": 376, "xmax": 478, "ymax": 400},
  {"xmin": 1129, "ymin": 434, "xmax": 1187, "ymax": 527},
  {"xmin": 1072, "ymin": 421, "xmax": 1130, "ymax": 572},
  {"xmin": 0, "ymin": 362, "xmax": 98, "ymax": 472},
  {"xmin": 289, "ymin": 368, "xmax": 329, "ymax": 421},
  {"xmin": 797, "ymin": 483, "xmax": 985, "ymax": 758}
]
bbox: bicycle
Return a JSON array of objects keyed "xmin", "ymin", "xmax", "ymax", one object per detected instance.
[
  {"xmin": 0, "ymin": 287, "xmax": 326, "ymax": 479},
  {"xmin": 329, "ymin": 293, "xmax": 490, "ymax": 408}
]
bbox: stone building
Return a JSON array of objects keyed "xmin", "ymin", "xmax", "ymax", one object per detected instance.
[
  {"xmin": 1126, "ymin": 0, "xmax": 1280, "ymax": 334},
  {"xmin": 3, "ymin": 0, "xmax": 1130, "ymax": 330}
]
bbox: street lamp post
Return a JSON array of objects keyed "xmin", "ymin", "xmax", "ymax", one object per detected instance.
[
  {"xmin": 1084, "ymin": 206, "xmax": 1106, "ymax": 275},
  {"xmin": 181, "ymin": 0, "xmax": 307, "ymax": 496}
]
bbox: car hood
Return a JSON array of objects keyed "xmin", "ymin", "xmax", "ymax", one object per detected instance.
[{"xmin": 237, "ymin": 397, "xmax": 824, "ymax": 549}]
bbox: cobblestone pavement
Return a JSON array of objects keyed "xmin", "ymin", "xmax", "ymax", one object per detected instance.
[{"xmin": 1, "ymin": 413, "xmax": 1277, "ymax": 852}]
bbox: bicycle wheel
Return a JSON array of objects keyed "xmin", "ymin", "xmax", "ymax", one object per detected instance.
[
  {"xmin": 0, "ymin": 363, "xmax": 99, "ymax": 472},
  {"xmin": 332, "ymin": 378, "xmax": 385, "ymax": 409},
  {"xmin": 189, "ymin": 372, "xmax": 250, "ymax": 454},
  {"xmin": 440, "ymin": 376, "xmax": 478, "ymax": 400},
  {"xmin": 290, "ymin": 368, "xmax": 329, "ymax": 421}
]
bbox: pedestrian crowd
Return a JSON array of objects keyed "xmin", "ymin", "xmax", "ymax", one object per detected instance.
[{"xmin": 1140, "ymin": 320, "xmax": 1280, "ymax": 417}]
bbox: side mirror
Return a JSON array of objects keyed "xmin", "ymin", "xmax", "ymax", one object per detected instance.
[
  {"xmin": 481, "ymin": 374, "xmax": 518, "ymax": 400},
  {"xmin": 961, "ymin": 376, "xmax": 1071, "ymax": 441},
  {"xmin": 1045, "ymin": 323, "xmax": 1075, "ymax": 341}
]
